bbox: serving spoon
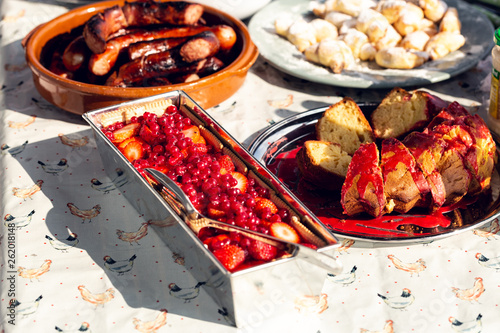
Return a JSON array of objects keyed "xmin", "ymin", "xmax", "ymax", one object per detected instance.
[{"xmin": 144, "ymin": 168, "xmax": 343, "ymax": 275}]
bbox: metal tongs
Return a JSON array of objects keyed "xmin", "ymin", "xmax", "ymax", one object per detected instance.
[{"xmin": 145, "ymin": 168, "xmax": 343, "ymax": 274}]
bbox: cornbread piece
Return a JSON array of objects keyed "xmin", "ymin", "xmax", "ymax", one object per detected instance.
[
  {"xmin": 380, "ymin": 138, "xmax": 430, "ymax": 213},
  {"xmin": 316, "ymin": 97, "xmax": 374, "ymax": 155},
  {"xmin": 341, "ymin": 142, "xmax": 386, "ymax": 217},
  {"xmin": 402, "ymin": 131, "xmax": 446, "ymax": 211},
  {"xmin": 371, "ymin": 88, "xmax": 448, "ymax": 139},
  {"xmin": 296, "ymin": 140, "xmax": 352, "ymax": 191}
]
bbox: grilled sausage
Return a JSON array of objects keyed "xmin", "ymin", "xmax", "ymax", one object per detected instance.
[
  {"xmin": 83, "ymin": 1, "xmax": 204, "ymax": 54},
  {"xmin": 88, "ymin": 25, "xmax": 232, "ymax": 76},
  {"xmin": 62, "ymin": 36, "xmax": 90, "ymax": 72}
]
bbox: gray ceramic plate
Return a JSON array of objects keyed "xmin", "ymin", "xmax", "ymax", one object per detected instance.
[{"xmin": 248, "ymin": 0, "xmax": 494, "ymax": 89}]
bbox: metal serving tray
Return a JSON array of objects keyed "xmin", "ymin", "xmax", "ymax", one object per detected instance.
[{"xmin": 83, "ymin": 90, "xmax": 341, "ymax": 328}]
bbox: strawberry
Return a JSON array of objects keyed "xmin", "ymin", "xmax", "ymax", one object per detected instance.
[
  {"xmin": 111, "ymin": 122, "xmax": 141, "ymax": 143},
  {"xmin": 207, "ymin": 207, "xmax": 226, "ymax": 219},
  {"xmin": 181, "ymin": 125, "xmax": 201, "ymax": 142},
  {"xmin": 230, "ymin": 171, "xmax": 248, "ymax": 193},
  {"xmin": 247, "ymin": 239, "xmax": 278, "ymax": 261},
  {"xmin": 217, "ymin": 155, "xmax": 235, "ymax": 174},
  {"xmin": 118, "ymin": 136, "xmax": 145, "ymax": 151},
  {"xmin": 189, "ymin": 143, "xmax": 208, "ymax": 156},
  {"xmin": 139, "ymin": 124, "xmax": 159, "ymax": 145},
  {"xmin": 254, "ymin": 198, "xmax": 278, "ymax": 215},
  {"xmin": 122, "ymin": 140, "xmax": 145, "ymax": 162},
  {"xmin": 269, "ymin": 222, "xmax": 300, "ymax": 243},
  {"xmin": 212, "ymin": 244, "xmax": 246, "ymax": 271}
]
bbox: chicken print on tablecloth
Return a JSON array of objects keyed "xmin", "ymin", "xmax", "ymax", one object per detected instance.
[
  {"xmin": 1, "ymin": 140, "xmax": 28, "ymax": 157},
  {"xmin": 4, "ymin": 209, "xmax": 35, "ymax": 229},
  {"xmin": 103, "ymin": 254, "xmax": 137, "ymax": 275},
  {"xmin": 55, "ymin": 322, "xmax": 90, "ymax": 332},
  {"xmin": 45, "ymin": 232, "xmax": 79, "ymax": 252},
  {"xmin": 473, "ymin": 219, "xmax": 499, "ymax": 239},
  {"xmin": 58, "ymin": 133, "xmax": 89, "ymax": 149},
  {"xmin": 38, "ymin": 158, "xmax": 68, "ymax": 175},
  {"xmin": 18, "ymin": 259, "xmax": 52, "ymax": 282},
  {"xmin": 148, "ymin": 218, "xmax": 175, "ymax": 228},
  {"xmin": 117, "ymin": 222, "xmax": 149, "ymax": 245},
  {"xmin": 336, "ymin": 238, "xmax": 355, "ymax": 254},
  {"xmin": 172, "ymin": 252, "xmax": 185, "ymax": 266},
  {"xmin": 67, "ymin": 203, "xmax": 101, "ymax": 223},
  {"xmin": 476, "ymin": 253, "xmax": 500, "ymax": 271},
  {"xmin": 168, "ymin": 281, "xmax": 206, "ymax": 303},
  {"xmin": 9, "ymin": 295, "xmax": 42, "ymax": 317},
  {"xmin": 449, "ymin": 314, "xmax": 482, "ymax": 333},
  {"xmin": 12, "ymin": 180, "xmax": 43, "ymax": 200},
  {"xmin": 91, "ymin": 169, "xmax": 128, "ymax": 194},
  {"xmin": 77, "ymin": 285, "xmax": 115, "ymax": 307},
  {"xmin": 387, "ymin": 254, "xmax": 426, "ymax": 277},
  {"xmin": 8, "ymin": 114, "xmax": 36, "ymax": 129},
  {"xmin": 377, "ymin": 288, "xmax": 414, "ymax": 310},
  {"xmin": 326, "ymin": 265, "xmax": 357, "ymax": 286},
  {"xmin": 293, "ymin": 293, "xmax": 328, "ymax": 314},
  {"xmin": 360, "ymin": 319, "xmax": 394, "ymax": 333},
  {"xmin": 267, "ymin": 94, "xmax": 293, "ymax": 108},
  {"xmin": 133, "ymin": 309, "xmax": 168, "ymax": 333},
  {"xmin": 451, "ymin": 277, "xmax": 485, "ymax": 303}
]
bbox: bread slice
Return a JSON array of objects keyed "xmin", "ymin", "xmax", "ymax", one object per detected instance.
[
  {"xmin": 426, "ymin": 101, "xmax": 470, "ymax": 130},
  {"xmin": 455, "ymin": 115, "xmax": 497, "ymax": 194},
  {"xmin": 371, "ymin": 88, "xmax": 448, "ymax": 139},
  {"xmin": 402, "ymin": 131, "xmax": 446, "ymax": 211},
  {"xmin": 341, "ymin": 142, "xmax": 386, "ymax": 217},
  {"xmin": 296, "ymin": 140, "xmax": 352, "ymax": 191},
  {"xmin": 380, "ymin": 138, "xmax": 429, "ymax": 213},
  {"xmin": 316, "ymin": 97, "xmax": 374, "ymax": 155}
]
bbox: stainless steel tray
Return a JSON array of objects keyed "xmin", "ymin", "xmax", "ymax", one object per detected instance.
[{"xmin": 83, "ymin": 90, "xmax": 342, "ymax": 327}]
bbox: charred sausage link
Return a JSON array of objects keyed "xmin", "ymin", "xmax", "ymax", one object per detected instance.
[
  {"xmin": 83, "ymin": 5, "xmax": 128, "ymax": 54},
  {"xmin": 122, "ymin": 1, "xmax": 203, "ymax": 26},
  {"xmin": 83, "ymin": 0, "xmax": 204, "ymax": 54},
  {"xmin": 62, "ymin": 36, "xmax": 90, "ymax": 72},
  {"xmin": 179, "ymin": 31, "xmax": 220, "ymax": 62},
  {"xmin": 89, "ymin": 26, "xmax": 215, "ymax": 76},
  {"xmin": 107, "ymin": 32, "xmax": 221, "ymax": 87},
  {"xmin": 128, "ymin": 36, "xmax": 190, "ymax": 60},
  {"xmin": 109, "ymin": 56, "xmax": 223, "ymax": 87}
]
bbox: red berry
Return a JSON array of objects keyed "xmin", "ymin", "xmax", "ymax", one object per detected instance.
[
  {"xmin": 212, "ymin": 244, "xmax": 246, "ymax": 271},
  {"xmin": 247, "ymin": 239, "xmax": 278, "ymax": 261}
]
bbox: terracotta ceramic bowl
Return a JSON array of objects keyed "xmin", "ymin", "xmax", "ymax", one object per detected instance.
[{"xmin": 23, "ymin": 0, "xmax": 258, "ymax": 115}]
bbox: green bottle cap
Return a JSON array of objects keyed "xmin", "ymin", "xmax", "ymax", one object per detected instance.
[{"xmin": 495, "ymin": 28, "xmax": 500, "ymax": 46}]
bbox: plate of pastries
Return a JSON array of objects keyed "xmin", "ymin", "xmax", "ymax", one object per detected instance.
[
  {"xmin": 249, "ymin": 88, "xmax": 500, "ymax": 242},
  {"xmin": 248, "ymin": 0, "xmax": 494, "ymax": 88}
]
